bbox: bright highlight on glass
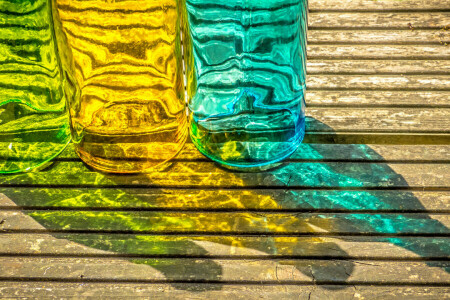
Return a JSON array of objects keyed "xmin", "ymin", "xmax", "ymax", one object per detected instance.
[
  {"xmin": 54, "ymin": 0, "xmax": 188, "ymax": 173},
  {"xmin": 0, "ymin": 0, "xmax": 72, "ymax": 174},
  {"xmin": 183, "ymin": 0, "xmax": 307, "ymax": 168}
]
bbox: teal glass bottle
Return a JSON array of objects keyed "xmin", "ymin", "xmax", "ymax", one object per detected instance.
[
  {"xmin": 0, "ymin": 0, "xmax": 74, "ymax": 173},
  {"xmin": 183, "ymin": 0, "xmax": 307, "ymax": 168}
]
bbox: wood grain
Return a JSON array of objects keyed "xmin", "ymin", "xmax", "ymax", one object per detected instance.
[
  {"xmin": 308, "ymin": 75, "xmax": 450, "ymax": 90},
  {"xmin": 1, "ymin": 233, "xmax": 449, "ymax": 259},
  {"xmin": 0, "ymin": 161, "xmax": 448, "ymax": 188},
  {"xmin": 309, "ymin": 0, "xmax": 450, "ymax": 11},
  {"xmin": 309, "ymin": 12, "xmax": 450, "ymax": 28},
  {"xmin": 1, "ymin": 188, "xmax": 449, "ymax": 211},
  {"xmin": 307, "ymin": 91, "xmax": 450, "ymax": 107},
  {"xmin": 0, "ymin": 257, "xmax": 448, "ymax": 283},
  {"xmin": 308, "ymin": 60, "xmax": 450, "ymax": 75},
  {"xmin": 54, "ymin": 144, "xmax": 450, "ymax": 162},
  {"xmin": 308, "ymin": 45, "xmax": 450, "ymax": 59},
  {"xmin": 1, "ymin": 210, "xmax": 449, "ymax": 235},
  {"xmin": 308, "ymin": 108, "xmax": 450, "ymax": 133},
  {"xmin": 309, "ymin": 30, "xmax": 449, "ymax": 44},
  {"xmin": 0, "ymin": 283, "xmax": 448, "ymax": 299},
  {"xmin": 1, "ymin": 0, "xmax": 449, "ymax": 297}
]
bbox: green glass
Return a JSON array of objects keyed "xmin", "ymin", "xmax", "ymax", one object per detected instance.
[{"xmin": 0, "ymin": 0, "xmax": 74, "ymax": 173}]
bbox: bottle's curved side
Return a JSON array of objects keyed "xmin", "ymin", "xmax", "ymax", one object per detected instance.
[
  {"xmin": 0, "ymin": 0, "xmax": 71, "ymax": 174},
  {"xmin": 54, "ymin": 0, "xmax": 188, "ymax": 173},
  {"xmin": 185, "ymin": 0, "xmax": 308, "ymax": 168}
]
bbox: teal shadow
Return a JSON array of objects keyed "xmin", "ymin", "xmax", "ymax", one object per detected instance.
[{"xmin": 0, "ymin": 118, "xmax": 448, "ymax": 291}]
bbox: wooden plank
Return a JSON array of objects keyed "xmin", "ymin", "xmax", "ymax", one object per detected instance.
[
  {"xmin": 308, "ymin": 75, "xmax": 450, "ymax": 90},
  {"xmin": 1, "ymin": 210, "xmax": 449, "ymax": 235},
  {"xmin": 0, "ymin": 257, "xmax": 448, "ymax": 283},
  {"xmin": 2, "ymin": 143, "xmax": 450, "ymax": 170},
  {"xmin": 308, "ymin": 45, "xmax": 450, "ymax": 60},
  {"xmin": 309, "ymin": 30, "xmax": 449, "ymax": 44},
  {"xmin": 0, "ymin": 161, "xmax": 448, "ymax": 189},
  {"xmin": 0, "ymin": 283, "xmax": 448, "ymax": 299},
  {"xmin": 307, "ymin": 91, "xmax": 450, "ymax": 107},
  {"xmin": 1, "ymin": 210, "xmax": 447, "ymax": 261},
  {"xmin": 304, "ymin": 133, "xmax": 450, "ymax": 145},
  {"xmin": 1, "ymin": 233, "xmax": 449, "ymax": 259},
  {"xmin": 308, "ymin": 61, "xmax": 450, "ymax": 75},
  {"xmin": 1, "ymin": 188, "xmax": 449, "ymax": 212},
  {"xmin": 309, "ymin": 12, "xmax": 450, "ymax": 29},
  {"xmin": 309, "ymin": 0, "xmax": 450, "ymax": 11},
  {"xmin": 55, "ymin": 144, "xmax": 450, "ymax": 162},
  {"xmin": 308, "ymin": 108, "xmax": 450, "ymax": 133}
]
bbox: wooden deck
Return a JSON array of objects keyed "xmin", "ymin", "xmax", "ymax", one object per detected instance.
[{"xmin": 1, "ymin": 0, "xmax": 449, "ymax": 298}]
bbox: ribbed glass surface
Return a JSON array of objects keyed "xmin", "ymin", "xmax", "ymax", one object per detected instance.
[
  {"xmin": 184, "ymin": 0, "xmax": 307, "ymax": 168},
  {"xmin": 0, "ymin": 0, "xmax": 71, "ymax": 173},
  {"xmin": 54, "ymin": 0, "xmax": 188, "ymax": 173}
]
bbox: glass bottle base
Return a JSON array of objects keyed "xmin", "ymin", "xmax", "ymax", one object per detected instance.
[
  {"xmin": 75, "ymin": 129, "xmax": 188, "ymax": 174},
  {"xmin": 0, "ymin": 138, "xmax": 70, "ymax": 174},
  {"xmin": 190, "ymin": 118, "xmax": 306, "ymax": 170},
  {"xmin": 0, "ymin": 102, "xmax": 71, "ymax": 174}
]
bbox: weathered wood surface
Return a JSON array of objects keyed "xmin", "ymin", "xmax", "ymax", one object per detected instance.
[
  {"xmin": 0, "ymin": 161, "xmax": 448, "ymax": 188},
  {"xmin": 2, "ymin": 189, "xmax": 449, "ymax": 211},
  {"xmin": 309, "ymin": 30, "xmax": 449, "ymax": 44},
  {"xmin": 1, "ymin": 257, "xmax": 449, "ymax": 283},
  {"xmin": 54, "ymin": 143, "xmax": 450, "ymax": 161},
  {"xmin": 310, "ymin": 0, "xmax": 450, "ymax": 11},
  {"xmin": 309, "ymin": 45, "xmax": 450, "ymax": 59},
  {"xmin": 308, "ymin": 61, "xmax": 450, "ymax": 75},
  {"xmin": 309, "ymin": 12, "xmax": 450, "ymax": 28},
  {"xmin": 307, "ymin": 91, "xmax": 450, "ymax": 107},
  {"xmin": 0, "ymin": 283, "xmax": 448, "ymax": 299},
  {"xmin": 1, "ymin": 0, "xmax": 449, "ymax": 298},
  {"xmin": 2, "ymin": 233, "xmax": 449, "ymax": 259},
  {"xmin": 2, "ymin": 210, "xmax": 449, "ymax": 234},
  {"xmin": 308, "ymin": 75, "xmax": 450, "ymax": 90}
]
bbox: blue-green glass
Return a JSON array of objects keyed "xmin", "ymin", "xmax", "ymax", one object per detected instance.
[{"xmin": 184, "ymin": 0, "xmax": 307, "ymax": 168}]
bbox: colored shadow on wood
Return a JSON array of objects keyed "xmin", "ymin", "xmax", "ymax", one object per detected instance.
[{"xmin": 0, "ymin": 121, "xmax": 448, "ymax": 291}]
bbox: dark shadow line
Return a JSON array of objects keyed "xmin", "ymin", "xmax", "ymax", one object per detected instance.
[
  {"xmin": 309, "ymin": 27, "xmax": 450, "ymax": 31},
  {"xmin": 0, "ymin": 277, "xmax": 448, "ymax": 287},
  {"xmin": 307, "ymin": 104, "xmax": 450, "ymax": 109},
  {"xmin": 309, "ymin": 9, "xmax": 450, "ymax": 13},
  {"xmin": 0, "ymin": 185, "xmax": 449, "ymax": 192},
  {"xmin": 307, "ymin": 130, "xmax": 450, "ymax": 135},
  {"xmin": 308, "ymin": 42, "xmax": 449, "ymax": 46},
  {"xmin": 1, "ymin": 207, "xmax": 449, "ymax": 214},
  {"xmin": 2, "ymin": 230, "xmax": 449, "ymax": 238},
  {"xmin": 307, "ymin": 88, "xmax": 450, "ymax": 92},
  {"xmin": 308, "ymin": 57, "xmax": 450, "ymax": 61},
  {"xmin": 308, "ymin": 72, "xmax": 450, "ymax": 76},
  {"xmin": 1, "ymin": 254, "xmax": 448, "ymax": 262}
]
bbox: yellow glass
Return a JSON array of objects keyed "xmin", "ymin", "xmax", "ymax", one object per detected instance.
[{"xmin": 53, "ymin": 0, "xmax": 187, "ymax": 173}]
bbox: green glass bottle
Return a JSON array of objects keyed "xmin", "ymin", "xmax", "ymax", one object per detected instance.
[{"xmin": 0, "ymin": 0, "xmax": 73, "ymax": 173}]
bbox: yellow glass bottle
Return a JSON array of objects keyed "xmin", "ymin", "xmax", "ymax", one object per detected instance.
[{"xmin": 53, "ymin": 0, "xmax": 187, "ymax": 173}]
